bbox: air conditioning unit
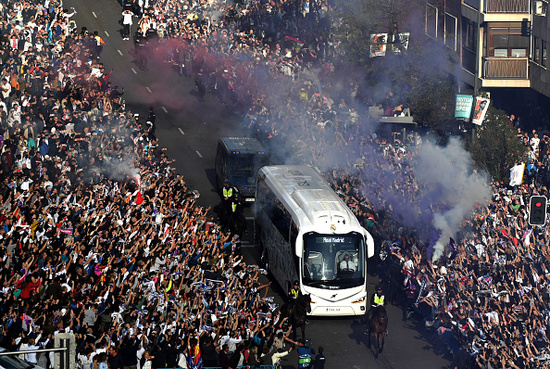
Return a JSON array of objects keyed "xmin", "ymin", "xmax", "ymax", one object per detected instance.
[{"xmin": 535, "ymin": 1, "xmax": 547, "ymax": 16}]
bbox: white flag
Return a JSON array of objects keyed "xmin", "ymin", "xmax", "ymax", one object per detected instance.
[{"xmin": 510, "ymin": 163, "xmax": 525, "ymax": 186}]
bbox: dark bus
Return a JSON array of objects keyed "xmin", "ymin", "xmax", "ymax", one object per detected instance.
[{"xmin": 215, "ymin": 137, "xmax": 269, "ymax": 203}]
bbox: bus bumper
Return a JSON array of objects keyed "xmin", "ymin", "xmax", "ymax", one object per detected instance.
[{"xmin": 310, "ymin": 303, "xmax": 366, "ymax": 316}]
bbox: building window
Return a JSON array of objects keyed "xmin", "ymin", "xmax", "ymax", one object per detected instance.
[
  {"xmin": 445, "ymin": 13, "xmax": 457, "ymax": 51},
  {"xmin": 543, "ymin": 41, "xmax": 548, "ymax": 68},
  {"xmin": 462, "ymin": 17, "xmax": 477, "ymax": 52},
  {"xmin": 461, "ymin": 17, "xmax": 477, "ymax": 73},
  {"xmin": 487, "ymin": 25, "xmax": 529, "ymax": 58},
  {"xmin": 534, "ymin": 36, "xmax": 541, "ymax": 64},
  {"xmin": 534, "ymin": 0, "xmax": 548, "ymax": 16},
  {"xmin": 426, "ymin": 3, "xmax": 438, "ymax": 38}
]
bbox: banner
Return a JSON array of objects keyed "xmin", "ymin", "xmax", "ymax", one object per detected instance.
[
  {"xmin": 370, "ymin": 33, "xmax": 387, "ymax": 57},
  {"xmin": 472, "ymin": 97, "xmax": 490, "ymax": 125},
  {"xmin": 285, "ymin": 36, "xmax": 305, "ymax": 51},
  {"xmin": 454, "ymin": 94, "xmax": 473, "ymax": 120},
  {"xmin": 390, "ymin": 32, "xmax": 410, "ymax": 53},
  {"xmin": 509, "ymin": 163, "xmax": 525, "ymax": 186}
]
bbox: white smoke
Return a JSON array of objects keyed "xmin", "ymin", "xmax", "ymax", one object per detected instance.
[
  {"xmin": 300, "ymin": 67, "xmax": 324, "ymax": 95},
  {"xmin": 101, "ymin": 155, "xmax": 140, "ymax": 183},
  {"xmin": 415, "ymin": 137, "xmax": 491, "ymax": 261}
]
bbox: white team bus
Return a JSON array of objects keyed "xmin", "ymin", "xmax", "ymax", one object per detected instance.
[{"xmin": 255, "ymin": 165, "xmax": 375, "ymax": 316}]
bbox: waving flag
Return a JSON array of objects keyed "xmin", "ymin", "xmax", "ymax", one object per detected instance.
[{"xmin": 285, "ymin": 36, "xmax": 305, "ymax": 51}]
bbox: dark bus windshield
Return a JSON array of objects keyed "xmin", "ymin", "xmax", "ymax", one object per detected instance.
[
  {"xmin": 302, "ymin": 232, "xmax": 365, "ymax": 288},
  {"xmin": 227, "ymin": 155, "xmax": 269, "ymax": 184}
]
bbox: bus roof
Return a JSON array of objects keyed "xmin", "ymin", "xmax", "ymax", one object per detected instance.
[
  {"xmin": 218, "ymin": 137, "xmax": 267, "ymax": 155},
  {"xmin": 259, "ymin": 165, "xmax": 362, "ymax": 232}
]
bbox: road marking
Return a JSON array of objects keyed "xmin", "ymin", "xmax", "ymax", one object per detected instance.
[
  {"xmin": 196, "ymin": 151, "xmax": 203, "ymax": 158},
  {"xmin": 92, "ymin": 11, "xmax": 97, "ymax": 18},
  {"xmin": 145, "ymin": 86, "xmax": 152, "ymax": 94},
  {"xmin": 178, "ymin": 128, "xmax": 185, "ymax": 135},
  {"xmin": 104, "ymin": 30, "xmax": 110, "ymax": 37},
  {"xmin": 131, "ymin": 68, "xmax": 137, "ymax": 75},
  {"xmin": 117, "ymin": 49, "xmax": 123, "ymax": 56},
  {"xmin": 162, "ymin": 106, "xmax": 168, "ymax": 113}
]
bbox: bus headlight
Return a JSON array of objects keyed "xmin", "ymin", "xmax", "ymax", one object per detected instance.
[{"xmin": 351, "ymin": 296, "xmax": 366, "ymax": 304}]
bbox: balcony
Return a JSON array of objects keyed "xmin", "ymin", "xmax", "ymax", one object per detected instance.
[
  {"xmin": 485, "ymin": 0, "xmax": 529, "ymax": 13},
  {"xmin": 482, "ymin": 57, "xmax": 530, "ymax": 87},
  {"xmin": 462, "ymin": 0, "xmax": 530, "ymax": 22}
]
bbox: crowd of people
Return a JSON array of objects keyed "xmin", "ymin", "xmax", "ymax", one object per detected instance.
[
  {"xmin": 2, "ymin": 0, "xmax": 550, "ymax": 368},
  {"xmin": 0, "ymin": 1, "xmax": 334, "ymax": 369},
  {"xmin": 328, "ymin": 126, "xmax": 550, "ymax": 369},
  {"xmin": 121, "ymin": 0, "xmax": 341, "ymax": 114}
]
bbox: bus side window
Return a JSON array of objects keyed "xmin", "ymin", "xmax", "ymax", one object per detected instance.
[
  {"xmin": 264, "ymin": 190, "xmax": 291, "ymax": 242},
  {"xmin": 272, "ymin": 205, "xmax": 290, "ymax": 241},
  {"xmin": 290, "ymin": 221, "xmax": 298, "ymax": 250}
]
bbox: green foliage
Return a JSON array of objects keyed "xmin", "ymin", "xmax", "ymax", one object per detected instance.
[
  {"xmin": 467, "ymin": 107, "xmax": 527, "ymax": 182},
  {"xmin": 337, "ymin": 3, "xmax": 378, "ymax": 67},
  {"xmin": 337, "ymin": 0, "xmax": 458, "ymax": 128},
  {"xmin": 337, "ymin": 0, "xmax": 409, "ymax": 71},
  {"xmin": 406, "ymin": 71, "xmax": 456, "ymax": 127}
]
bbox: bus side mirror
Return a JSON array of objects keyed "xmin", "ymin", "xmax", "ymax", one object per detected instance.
[{"xmin": 366, "ymin": 234, "xmax": 375, "ymax": 258}]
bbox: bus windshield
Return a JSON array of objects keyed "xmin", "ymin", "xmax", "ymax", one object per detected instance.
[{"xmin": 302, "ymin": 232, "xmax": 365, "ymax": 288}]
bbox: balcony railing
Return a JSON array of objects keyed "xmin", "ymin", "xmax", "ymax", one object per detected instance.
[
  {"xmin": 484, "ymin": 0, "xmax": 529, "ymax": 13},
  {"xmin": 483, "ymin": 57, "xmax": 529, "ymax": 78}
]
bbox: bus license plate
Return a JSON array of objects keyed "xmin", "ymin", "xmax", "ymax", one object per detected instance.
[
  {"xmin": 245, "ymin": 198, "xmax": 255, "ymax": 202},
  {"xmin": 326, "ymin": 308, "xmax": 341, "ymax": 312}
]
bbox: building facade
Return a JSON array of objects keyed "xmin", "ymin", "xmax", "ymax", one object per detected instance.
[{"xmin": 426, "ymin": 0, "xmax": 549, "ymax": 98}]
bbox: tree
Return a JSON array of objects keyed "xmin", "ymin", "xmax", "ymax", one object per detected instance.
[
  {"xmin": 337, "ymin": 0, "xmax": 458, "ymax": 128},
  {"xmin": 467, "ymin": 106, "xmax": 527, "ymax": 182},
  {"xmin": 337, "ymin": 0, "xmax": 417, "ymax": 70},
  {"xmin": 405, "ymin": 70, "xmax": 456, "ymax": 128}
]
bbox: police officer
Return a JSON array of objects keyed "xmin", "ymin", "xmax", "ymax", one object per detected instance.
[
  {"xmin": 93, "ymin": 31, "xmax": 105, "ymax": 58},
  {"xmin": 289, "ymin": 280, "xmax": 302, "ymax": 301},
  {"xmin": 369, "ymin": 285, "xmax": 388, "ymax": 334},
  {"xmin": 219, "ymin": 180, "xmax": 234, "ymax": 229},
  {"xmin": 195, "ymin": 68, "xmax": 206, "ymax": 102},
  {"xmin": 145, "ymin": 25, "xmax": 158, "ymax": 42},
  {"xmin": 313, "ymin": 346, "xmax": 325, "ymax": 369},
  {"xmin": 229, "ymin": 193, "xmax": 245, "ymax": 236},
  {"xmin": 222, "ymin": 180, "xmax": 234, "ymax": 201},
  {"xmin": 297, "ymin": 339, "xmax": 313, "ymax": 369},
  {"xmin": 146, "ymin": 107, "xmax": 156, "ymax": 138},
  {"xmin": 135, "ymin": 32, "xmax": 148, "ymax": 71},
  {"xmin": 371, "ymin": 285, "xmax": 386, "ymax": 308}
]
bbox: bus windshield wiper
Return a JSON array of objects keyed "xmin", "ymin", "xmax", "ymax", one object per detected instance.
[{"xmin": 306, "ymin": 280, "xmax": 329, "ymax": 287}]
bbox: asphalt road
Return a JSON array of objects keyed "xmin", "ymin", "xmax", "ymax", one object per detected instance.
[{"xmin": 64, "ymin": 1, "xmax": 452, "ymax": 368}]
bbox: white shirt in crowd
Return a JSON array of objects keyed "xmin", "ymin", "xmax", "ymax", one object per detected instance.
[{"xmin": 122, "ymin": 10, "xmax": 134, "ymax": 25}]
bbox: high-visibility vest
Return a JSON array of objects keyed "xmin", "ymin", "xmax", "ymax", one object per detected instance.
[
  {"xmin": 290, "ymin": 288, "xmax": 300, "ymax": 299},
  {"xmin": 374, "ymin": 294, "xmax": 385, "ymax": 305},
  {"xmin": 223, "ymin": 187, "xmax": 233, "ymax": 199},
  {"xmin": 231, "ymin": 202, "xmax": 237, "ymax": 212}
]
